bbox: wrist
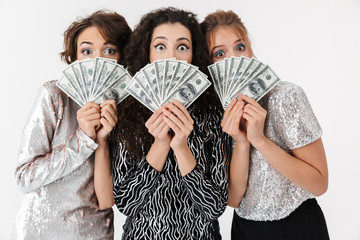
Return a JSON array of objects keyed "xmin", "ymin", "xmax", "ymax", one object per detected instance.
[
  {"xmin": 96, "ymin": 137, "xmax": 108, "ymax": 147},
  {"xmin": 171, "ymin": 142, "xmax": 189, "ymax": 153},
  {"xmin": 233, "ymin": 136, "xmax": 249, "ymax": 145},
  {"xmin": 153, "ymin": 138, "xmax": 171, "ymax": 150},
  {"xmin": 251, "ymin": 136, "xmax": 268, "ymax": 150}
]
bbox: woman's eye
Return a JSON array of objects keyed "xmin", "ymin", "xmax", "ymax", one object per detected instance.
[
  {"xmin": 155, "ymin": 44, "xmax": 165, "ymax": 51},
  {"xmin": 104, "ymin": 47, "xmax": 118, "ymax": 55},
  {"xmin": 214, "ymin": 50, "xmax": 225, "ymax": 58},
  {"xmin": 177, "ymin": 44, "xmax": 190, "ymax": 52},
  {"xmin": 236, "ymin": 43, "xmax": 246, "ymax": 51},
  {"xmin": 82, "ymin": 48, "xmax": 92, "ymax": 55}
]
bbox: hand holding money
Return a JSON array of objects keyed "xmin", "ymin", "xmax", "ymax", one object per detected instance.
[
  {"xmin": 208, "ymin": 56, "xmax": 280, "ymax": 109},
  {"xmin": 76, "ymin": 102, "xmax": 101, "ymax": 140},
  {"xmin": 57, "ymin": 57, "xmax": 132, "ymax": 106},
  {"xmin": 126, "ymin": 59, "xmax": 211, "ymax": 112}
]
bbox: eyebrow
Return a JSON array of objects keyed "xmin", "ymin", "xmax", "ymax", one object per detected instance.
[
  {"xmin": 211, "ymin": 38, "xmax": 244, "ymax": 52},
  {"xmin": 79, "ymin": 41, "xmax": 93, "ymax": 46},
  {"xmin": 152, "ymin": 36, "xmax": 191, "ymax": 44},
  {"xmin": 79, "ymin": 41, "xmax": 112, "ymax": 46}
]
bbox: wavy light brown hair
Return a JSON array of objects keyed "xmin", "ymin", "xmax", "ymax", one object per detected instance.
[
  {"xmin": 112, "ymin": 7, "xmax": 221, "ymax": 161},
  {"xmin": 60, "ymin": 10, "xmax": 132, "ymax": 65},
  {"xmin": 200, "ymin": 10, "xmax": 254, "ymax": 58}
]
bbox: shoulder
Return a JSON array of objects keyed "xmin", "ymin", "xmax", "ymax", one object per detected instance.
[
  {"xmin": 35, "ymin": 80, "xmax": 72, "ymax": 115},
  {"xmin": 268, "ymin": 81, "xmax": 306, "ymax": 101},
  {"xmin": 38, "ymin": 80, "xmax": 69, "ymax": 102},
  {"xmin": 260, "ymin": 81, "xmax": 310, "ymax": 109}
]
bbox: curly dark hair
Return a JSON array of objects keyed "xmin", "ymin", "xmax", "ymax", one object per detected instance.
[
  {"xmin": 112, "ymin": 7, "xmax": 222, "ymax": 161},
  {"xmin": 60, "ymin": 10, "xmax": 132, "ymax": 65}
]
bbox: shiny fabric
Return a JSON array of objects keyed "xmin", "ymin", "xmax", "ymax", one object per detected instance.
[
  {"xmin": 111, "ymin": 104, "xmax": 232, "ymax": 239},
  {"xmin": 236, "ymin": 81, "xmax": 322, "ymax": 221},
  {"xmin": 12, "ymin": 81, "xmax": 114, "ymax": 240}
]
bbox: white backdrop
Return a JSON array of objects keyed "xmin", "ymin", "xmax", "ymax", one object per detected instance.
[{"xmin": 1, "ymin": 0, "xmax": 359, "ymax": 239}]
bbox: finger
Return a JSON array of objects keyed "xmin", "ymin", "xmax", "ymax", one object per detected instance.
[
  {"xmin": 158, "ymin": 123, "xmax": 171, "ymax": 137},
  {"xmin": 163, "ymin": 116, "xmax": 181, "ymax": 133},
  {"xmin": 79, "ymin": 112, "xmax": 101, "ymax": 122},
  {"xmin": 223, "ymin": 98, "xmax": 238, "ymax": 120},
  {"xmin": 77, "ymin": 105, "xmax": 100, "ymax": 117},
  {"xmin": 84, "ymin": 119, "xmax": 101, "ymax": 129},
  {"xmin": 83, "ymin": 102, "xmax": 100, "ymax": 111},
  {"xmin": 162, "ymin": 107, "xmax": 185, "ymax": 130},
  {"xmin": 152, "ymin": 120, "xmax": 169, "ymax": 137},
  {"xmin": 234, "ymin": 109, "xmax": 243, "ymax": 126},
  {"xmin": 101, "ymin": 105, "xmax": 118, "ymax": 123},
  {"xmin": 145, "ymin": 108, "xmax": 163, "ymax": 128},
  {"xmin": 163, "ymin": 101, "xmax": 193, "ymax": 129},
  {"xmin": 146, "ymin": 112, "xmax": 166, "ymax": 132},
  {"xmin": 222, "ymin": 100, "xmax": 241, "ymax": 128},
  {"xmin": 171, "ymin": 99, "xmax": 192, "ymax": 122},
  {"xmin": 101, "ymin": 111, "xmax": 117, "ymax": 127},
  {"xmin": 100, "ymin": 99, "xmax": 116, "ymax": 109},
  {"xmin": 238, "ymin": 93, "xmax": 263, "ymax": 112},
  {"xmin": 244, "ymin": 104, "xmax": 266, "ymax": 119},
  {"xmin": 244, "ymin": 102, "xmax": 267, "ymax": 115},
  {"xmin": 243, "ymin": 106, "xmax": 258, "ymax": 119}
]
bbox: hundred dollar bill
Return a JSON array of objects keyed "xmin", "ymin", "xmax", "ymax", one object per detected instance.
[
  {"xmin": 70, "ymin": 63, "xmax": 88, "ymax": 100},
  {"xmin": 232, "ymin": 65, "xmax": 280, "ymax": 103},
  {"xmin": 141, "ymin": 64, "xmax": 162, "ymax": 104},
  {"xmin": 79, "ymin": 59, "xmax": 95, "ymax": 100},
  {"xmin": 231, "ymin": 57, "xmax": 259, "ymax": 94},
  {"xmin": 153, "ymin": 60, "xmax": 165, "ymax": 100},
  {"xmin": 165, "ymin": 69, "xmax": 211, "ymax": 108},
  {"xmin": 56, "ymin": 75, "xmax": 84, "ymax": 106},
  {"xmin": 126, "ymin": 77, "xmax": 159, "ymax": 112},
  {"xmin": 164, "ymin": 60, "xmax": 190, "ymax": 99},
  {"xmin": 91, "ymin": 60, "xmax": 117, "ymax": 99},
  {"xmin": 208, "ymin": 63, "xmax": 222, "ymax": 104},
  {"xmin": 215, "ymin": 60, "xmax": 226, "ymax": 98},
  {"xmin": 162, "ymin": 59, "xmax": 178, "ymax": 100},
  {"xmin": 226, "ymin": 56, "xmax": 250, "ymax": 100},
  {"xmin": 89, "ymin": 58, "xmax": 106, "ymax": 98},
  {"xmin": 166, "ymin": 62, "xmax": 195, "ymax": 98},
  {"xmin": 62, "ymin": 66, "xmax": 86, "ymax": 104},
  {"xmin": 94, "ymin": 72, "xmax": 131, "ymax": 104}
]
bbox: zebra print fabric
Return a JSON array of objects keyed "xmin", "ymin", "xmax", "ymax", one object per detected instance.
[{"xmin": 112, "ymin": 105, "xmax": 232, "ymax": 239}]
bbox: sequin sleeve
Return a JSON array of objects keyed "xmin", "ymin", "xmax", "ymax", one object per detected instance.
[
  {"xmin": 181, "ymin": 107, "xmax": 231, "ymax": 221},
  {"xmin": 15, "ymin": 82, "xmax": 98, "ymax": 193},
  {"xmin": 113, "ymin": 149, "xmax": 161, "ymax": 216},
  {"xmin": 271, "ymin": 83, "xmax": 322, "ymax": 149}
]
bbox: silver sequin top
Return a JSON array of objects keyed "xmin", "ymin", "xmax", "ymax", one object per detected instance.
[
  {"xmin": 236, "ymin": 81, "xmax": 322, "ymax": 221},
  {"xmin": 12, "ymin": 81, "xmax": 114, "ymax": 240}
]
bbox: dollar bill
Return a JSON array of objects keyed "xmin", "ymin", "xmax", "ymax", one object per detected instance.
[
  {"xmin": 237, "ymin": 65, "xmax": 280, "ymax": 101},
  {"xmin": 62, "ymin": 66, "xmax": 86, "ymax": 104},
  {"xmin": 126, "ymin": 77, "xmax": 158, "ymax": 112},
  {"xmin": 93, "ymin": 73, "xmax": 131, "ymax": 104},
  {"xmin": 56, "ymin": 75, "xmax": 84, "ymax": 106},
  {"xmin": 207, "ymin": 57, "xmax": 281, "ymax": 109},
  {"xmin": 58, "ymin": 57, "xmax": 130, "ymax": 106},
  {"xmin": 164, "ymin": 68, "xmax": 211, "ymax": 108}
]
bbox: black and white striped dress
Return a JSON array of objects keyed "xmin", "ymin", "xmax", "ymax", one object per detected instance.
[{"xmin": 112, "ymin": 105, "xmax": 232, "ymax": 239}]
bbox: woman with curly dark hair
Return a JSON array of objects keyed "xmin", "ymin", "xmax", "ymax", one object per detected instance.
[
  {"xmin": 110, "ymin": 7, "xmax": 232, "ymax": 240},
  {"xmin": 13, "ymin": 10, "xmax": 131, "ymax": 239}
]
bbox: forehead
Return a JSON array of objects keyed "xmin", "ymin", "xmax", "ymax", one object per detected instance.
[
  {"xmin": 209, "ymin": 26, "xmax": 242, "ymax": 46},
  {"xmin": 77, "ymin": 26, "xmax": 106, "ymax": 43},
  {"xmin": 151, "ymin": 22, "xmax": 191, "ymax": 40}
]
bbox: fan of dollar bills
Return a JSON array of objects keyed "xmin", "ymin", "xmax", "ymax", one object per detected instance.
[
  {"xmin": 208, "ymin": 56, "xmax": 281, "ymax": 109},
  {"xmin": 56, "ymin": 57, "xmax": 132, "ymax": 106},
  {"xmin": 125, "ymin": 59, "xmax": 211, "ymax": 112}
]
